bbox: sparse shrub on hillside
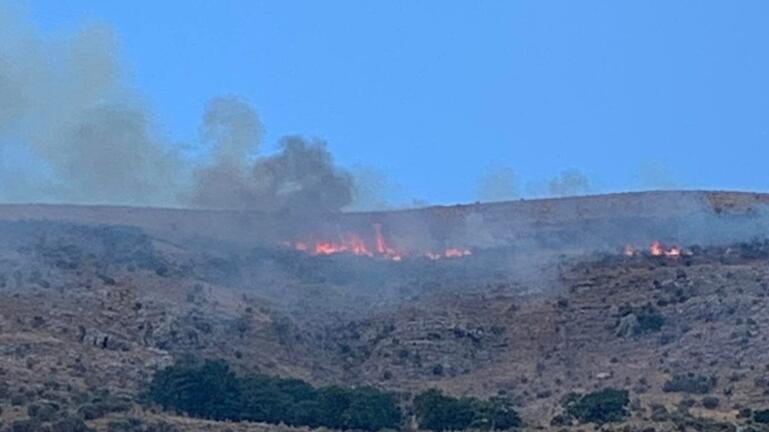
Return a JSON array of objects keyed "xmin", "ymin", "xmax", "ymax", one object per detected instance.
[
  {"xmin": 563, "ymin": 388, "xmax": 629, "ymax": 423},
  {"xmin": 77, "ymin": 398, "xmax": 132, "ymax": 420},
  {"xmin": 663, "ymin": 373, "xmax": 717, "ymax": 394},
  {"xmin": 413, "ymin": 389, "xmax": 521, "ymax": 431},
  {"xmin": 702, "ymin": 396, "xmax": 720, "ymax": 409},
  {"xmin": 754, "ymin": 409, "xmax": 769, "ymax": 424},
  {"xmin": 615, "ymin": 304, "xmax": 665, "ymax": 338},
  {"xmin": 27, "ymin": 401, "xmax": 59, "ymax": 421},
  {"xmin": 649, "ymin": 403, "xmax": 669, "ymax": 421},
  {"xmin": 51, "ymin": 416, "xmax": 94, "ymax": 432},
  {"xmin": 106, "ymin": 418, "xmax": 145, "ymax": 432},
  {"xmin": 147, "ymin": 358, "xmax": 401, "ymax": 431},
  {"xmin": 635, "ymin": 310, "xmax": 665, "ymax": 335},
  {"xmin": 431, "ymin": 364, "xmax": 444, "ymax": 376}
]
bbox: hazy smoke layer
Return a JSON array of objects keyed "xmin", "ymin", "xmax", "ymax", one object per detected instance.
[
  {"xmin": 476, "ymin": 167, "xmax": 519, "ymax": 202},
  {"xmin": 547, "ymin": 169, "xmax": 591, "ymax": 197},
  {"xmin": 0, "ymin": 7, "xmax": 356, "ymax": 212},
  {"xmin": 636, "ymin": 161, "xmax": 679, "ymax": 190},
  {"xmin": 192, "ymin": 99, "xmax": 353, "ymax": 212},
  {"xmin": 0, "ymin": 5, "xmax": 180, "ymax": 206}
]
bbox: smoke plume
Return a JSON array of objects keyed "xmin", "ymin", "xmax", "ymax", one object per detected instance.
[
  {"xmin": 191, "ymin": 98, "xmax": 353, "ymax": 212},
  {"xmin": 0, "ymin": 7, "xmax": 356, "ymax": 212},
  {"xmin": 0, "ymin": 5, "xmax": 180, "ymax": 206},
  {"xmin": 547, "ymin": 169, "xmax": 591, "ymax": 197},
  {"xmin": 636, "ymin": 161, "xmax": 680, "ymax": 190},
  {"xmin": 476, "ymin": 166, "xmax": 519, "ymax": 202}
]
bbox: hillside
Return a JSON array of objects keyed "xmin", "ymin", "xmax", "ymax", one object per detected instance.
[{"xmin": 1, "ymin": 191, "xmax": 769, "ymax": 431}]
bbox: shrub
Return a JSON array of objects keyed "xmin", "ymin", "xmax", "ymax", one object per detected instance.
[
  {"xmin": 11, "ymin": 419, "xmax": 41, "ymax": 432},
  {"xmin": 147, "ymin": 358, "xmax": 241, "ymax": 421},
  {"xmin": 702, "ymin": 396, "xmax": 720, "ymax": 409},
  {"xmin": 663, "ymin": 374, "xmax": 717, "ymax": 394},
  {"xmin": 564, "ymin": 388, "xmax": 629, "ymax": 423},
  {"xmin": 413, "ymin": 389, "xmax": 521, "ymax": 431},
  {"xmin": 754, "ymin": 409, "xmax": 769, "ymax": 424},
  {"xmin": 147, "ymin": 358, "xmax": 401, "ymax": 431},
  {"xmin": 27, "ymin": 401, "xmax": 59, "ymax": 421},
  {"xmin": 51, "ymin": 416, "xmax": 93, "ymax": 432},
  {"xmin": 635, "ymin": 310, "xmax": 665, "ymax": 335},
  {"xmin": 414, "ymin": 389, "xmax": 475, "ymax": 431}
]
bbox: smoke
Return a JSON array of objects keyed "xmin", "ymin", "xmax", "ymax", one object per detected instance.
[
  {"xmin": 0, "ymin": 7, "xmax": 358, "ymax": 212},
  {"xmin": 191, "ymin": 99, "xmax": 353, "ymax": 213},
  {"xmin": 547, "ymin": 169, "xmax": 591, "ymax": 197},
  {"xmin": 636, "ymin": 160, "xmax": 680, "ymax": 190},
  {"xmin": 476, "ymin": 166, "xmax": 519, "ymax": 203},
  {"xmin": 346, "ymin": 166, "xmax": 398, "ymax": 212},
  {"xmin": 0, "ymin": 5, "xmax": 180, "ymax": 206}
]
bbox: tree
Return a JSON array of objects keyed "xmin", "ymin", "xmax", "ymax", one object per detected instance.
[
  {"xmin": 148, "ymin": 358, "xmax": 401, "ymax": 431},
  {"xmin": 148, "ymin": 359, "xmax": 240, "ymax": 420},
  {"xmin": 413, "ymin": 389, "xmax": 520, "ymax": 431},
  {"xmin": 565, "ymin": 388, "xmax": 629, "ymax": 423}
]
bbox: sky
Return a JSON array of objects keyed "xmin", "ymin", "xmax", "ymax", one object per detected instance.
[{"xmin": 13, "ymin": 1, "xmax": 769, "ymax": 205}]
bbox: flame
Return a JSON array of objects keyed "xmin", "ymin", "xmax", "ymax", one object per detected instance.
[
  {"xmin": 373, "ymin": 223, "xmax": 403, "ymax": 260},
  {"xmin": 302, "ymin": 233, "xmax": 374, "ymax": 257},
  {"xmin": 444, "ymin": 248, "xmax": 472, "ymax": 258},
  {"xmin": 650, "ymin": 240, "xmax": 664, "ymax": 256},
  {"xmin": 425, "ymin": 248, "xmax": 472, "ymax": 260},
  {"xmin": 623, "ymin": 241, "xmax": 683, "ymax": 259},
  {"xmin": 664, "ymin": 245, "xmax": 681, "ymax": 258},
  {"xmin": 285, "ymin": 224, "xmax": 471, "ymax": 261}
]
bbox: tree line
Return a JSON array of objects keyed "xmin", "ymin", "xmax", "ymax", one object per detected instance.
[{"xmin": 147, "ymin": 358, "xmax": 522, "ymax": 431}]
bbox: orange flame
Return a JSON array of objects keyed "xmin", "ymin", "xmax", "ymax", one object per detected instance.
[
  {"xmin": 444, "ymin": 248, "xmax": 472, "ymax": 258},
  {"xmin": 373, "ymin": 223, "xmax": 403, "ymax": 261},
  {"xmin": 285, "ymin": 224, "xmax": 471, "ymax": 262},
  {"xmin": 650, "ymin": 240, "xmax": 664, "ymax": 256},
  {"xmin": 664, "ymin": 245, "xmax": 681, "ymax": 258},
  {"xmin": 622, "ymin": 241, "xmax": 682, "ymax": 258}
]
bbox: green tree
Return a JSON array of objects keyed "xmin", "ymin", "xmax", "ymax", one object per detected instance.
[{"xmin": 565, "ymin": 388, "xmax": 629, "ymax": 423}]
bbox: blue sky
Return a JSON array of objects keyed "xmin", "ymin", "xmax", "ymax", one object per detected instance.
[{"xmin": 24, "ymin": 1, "xmax": 769, "ymax": 204}]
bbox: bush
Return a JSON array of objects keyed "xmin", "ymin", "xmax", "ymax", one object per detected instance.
[
  {"xmin": 148, "ymin": 359, "xmax": 241, "ymax": 421},
  {"xmin": 663, "ymin": 374, "xmax": 717, "ymax": 394},
  {"xmin": 413, "ymin": 389, "xmax": 521, "ymax": 431},
  {"xmin": 11, "ymin": 419, "xmax": 41, "ymax": 432},
  {"xmin": 564, "ymin": 388, "xmax": 629, "ymax": 423},
  {"xmin": 702, "ymin": 396, "xmax": 719, "ymax": 409},
  {"xmin": 148, "ymin": 358, "xmax": 401, "ymax": 431},
  {"xmin": 754, "ymin": 409, "xmax": 769, "ymax": 424},
  {"xmin": 635, "ymin": 310, "xmax": 665, "ymax": 335},
  {"xmin": 50, "ymin": 416, "xmax": 93, "ymax": 432},
  {"xmin": 27, "ymin": 401, "xmax": 59, "ymax": 421}
]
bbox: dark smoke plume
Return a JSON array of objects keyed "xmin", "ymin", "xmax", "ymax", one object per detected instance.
[
  {"xmin": 0, "ymin": 7, "xmax": 356, "ymax": 212},
  {"xmin": 191, "ymin": 97, "xmax": 353, "ymax": 212}
]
